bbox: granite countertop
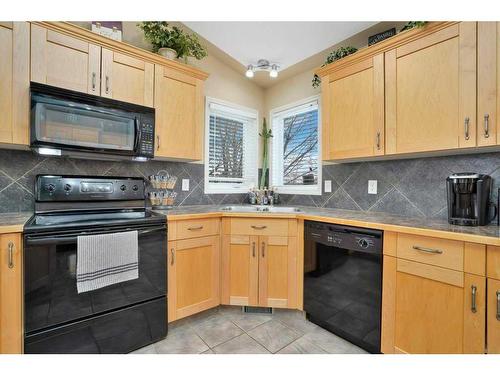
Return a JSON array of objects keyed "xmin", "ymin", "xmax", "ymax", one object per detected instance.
[
  {"xmin": 0, "ymin": 212, "xmax": 33, "ymax": 234},
  {"xmin": 155, "ymin": 205, "xmax": 500, "ymax": 245}
]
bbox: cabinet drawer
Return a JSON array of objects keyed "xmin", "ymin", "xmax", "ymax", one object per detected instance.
[
  {"xmin": 397, "ymin": 234, "xmax": 463, "ymax": 271},
  {"xmin": 229, "ymin": 218, "xmax": 289, "ymax": 236},
  {"xmin": 175, "ymin": 218, "xmax": 220, "ymax": 240}
]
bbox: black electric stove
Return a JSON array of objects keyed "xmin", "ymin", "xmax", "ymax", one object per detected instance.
[{"xmin": 23, "ymin": 175, "xmax": 167, "ymax": 354}]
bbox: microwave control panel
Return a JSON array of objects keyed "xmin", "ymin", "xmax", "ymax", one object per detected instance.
[{"xmin": 139, "ymin": 121, "xmax": 155, "ymax": 157}]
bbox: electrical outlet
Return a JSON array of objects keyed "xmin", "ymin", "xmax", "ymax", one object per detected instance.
[
  {"xmin": 368, "ymin": 180, "xmax": 378, "ymax": 194},
  {"xmin": 182, "ymin": 179, "xmax": 190, "ymax": 191},
  {"xmin": 324, "ymin": 180, "xmax": 332, "ymax": 193}
]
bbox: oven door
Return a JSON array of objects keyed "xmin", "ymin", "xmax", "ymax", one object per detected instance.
[
  {"xmin": 31, "ymin": 92, "xmax": 139, "ymax": 155},
  {"xmin": 24, "ymin": 224, "xmax": 166, "ymax": 335}
]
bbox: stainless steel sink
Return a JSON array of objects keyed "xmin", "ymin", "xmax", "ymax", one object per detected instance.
[{"xmin": 221, "ymin": 205, "xmax": 301, "ymax": 213}]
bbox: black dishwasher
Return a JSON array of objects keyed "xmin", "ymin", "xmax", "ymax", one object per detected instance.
[{"xmin": 304, "ymin": 221, "xmax": 383, "ymax": 353}]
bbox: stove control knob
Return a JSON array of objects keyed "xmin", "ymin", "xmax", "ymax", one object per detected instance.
[
  {"xmin": 120, "ymin": 184, "xmax": 127, "ymax": 191},
  {"xmin": 132, "ymin": 185, "xmax": 138, "ymax": 191},
  {"xmin": 358, "ymin": 238, "xmax": 369, "ymax": 248},
  {"xmin": 46, "ymin": 183, "xmax": 56, "ymax": 193},
  {"xmin": 63, "ymin": 184, "xmax": 72, "ymax": 192}
]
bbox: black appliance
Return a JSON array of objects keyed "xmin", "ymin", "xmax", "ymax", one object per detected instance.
[
  {"xmin": 30, "ymin": 82, "xmax": 155, "ymax": 161},
  {"xmin": 303, "ymin": 221, "xmax": 383, "ymax": 353},
  {"xmin": 23, "ymin": 175, "xmax": 167, "ymax": 354},
  {"xmin": 446, "ymin": 173, "xmax": 495, "ymax": 226}
]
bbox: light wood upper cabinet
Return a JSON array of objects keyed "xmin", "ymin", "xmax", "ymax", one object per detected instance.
[
  {"xmin": 31, "ymin": 24, "xmax": 101, "ymax": 95},
  {"xmin": 0, "ymin": 233, "xmax": 22, "ymax": 354},
  {"xmin": 385, "ymin": 22, "xmax": 477, "ymax": 154},
  {"xmin": 168, "ymin": 235, "xmax": 220, "ymax": 322},
  {"xmin": 0, "ymin": 22, "xmax": 29, "ymax": 145},
  {"xmin": 477, "ymin": 22, "xmax": 499, "ymax": 146},
  {"xmin": 101, "ymin": 48, "xmax": 154, "ymax": 107},
  {"xmin": 322, "ymin": 54, "xmax": 385, "ymax": 160},
  {"xmin": 154, "ymin": 64, "xmax": 204, "ymax": 160}
]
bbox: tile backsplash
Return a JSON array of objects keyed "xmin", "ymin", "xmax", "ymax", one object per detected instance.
[
  {"xmin": 280, "ymin": 152, "xmax": 500, "ymax": 219},
  {"xmin": 0, "ymin": 149, "xmax": 246, "ymax": 213},
  {"xmin": 1, "ymin": 148, "xmax": 500, "ymax": 219}
]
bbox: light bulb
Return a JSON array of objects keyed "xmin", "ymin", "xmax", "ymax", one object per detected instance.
[
  {"xmin": 269, "ymin": 64, "xmax": 278, "ymax": 78},
  {"xmin": 245, "ymin": 65, "xmax": 254, "ymax": 78}
]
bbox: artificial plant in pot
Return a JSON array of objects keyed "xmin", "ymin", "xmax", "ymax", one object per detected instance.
[
  {"xmin": 138, "ymin": 21, "xmax": 207, "ymax": 62},
  {"xmin": 259, "ymin": 118, "xmax": 273, "ymax": 189}
]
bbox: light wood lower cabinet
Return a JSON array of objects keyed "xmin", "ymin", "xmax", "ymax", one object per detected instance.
[
  {"xmin": 221, "ymin": 234, "xmax": 298, "ymax": 308},
  {"xmin": 487, "ymin": 278, "xmax": 500, "ymax": 353},
  {"xmin": 0, "ymin": 233, "xmax": 22, "ymax": 354},
  {"xmin": 382, "ymin": 256, "xmax": 485, "ymax": 354},
  {"xmin": 168, "ymin": 235, "xmax": 220, "ymax": 322},
  {"xmin": 0, "ymin": 22, "xmax": 29, "ymax": 145}
]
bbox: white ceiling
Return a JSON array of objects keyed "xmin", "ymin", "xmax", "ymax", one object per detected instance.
[{"xmin": 184, "ymin": 22, "xmax": 377, "ymax": 71}]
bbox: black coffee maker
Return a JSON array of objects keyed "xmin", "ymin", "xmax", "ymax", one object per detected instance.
[{"xmin": 446, "ymin": 173, "xmax": 495, "ymax": 226}]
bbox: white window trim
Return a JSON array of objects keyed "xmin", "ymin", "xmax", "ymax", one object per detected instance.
[
  {"xmin": 204, "ymin": 96, "xmax": 259, "ymax": 194},
  {"xmin": 269, "ymin": 95, "xmax": 322, "ymax": 196}
]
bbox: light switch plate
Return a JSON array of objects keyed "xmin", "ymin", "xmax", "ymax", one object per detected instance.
[
  {"xmin": 324, "ymin": 180, "xmax": 332, "ymax": 193},
  {"xmin": 182, "ymin": 179, "xmax": 190, "ymax": 191},
  {"xmin": 368, "ymin": 180, "xmax": 378, "ymax": 194}
]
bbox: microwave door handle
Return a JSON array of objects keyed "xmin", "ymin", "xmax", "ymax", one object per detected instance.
[{"xmin": 134, "ymin": 117, "xmax": 141, "ymax": 152}]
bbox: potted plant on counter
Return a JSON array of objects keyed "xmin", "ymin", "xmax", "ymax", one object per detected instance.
[{"xmin": 138, "ymin": 21, "xmax": 207, "ymax": 62}]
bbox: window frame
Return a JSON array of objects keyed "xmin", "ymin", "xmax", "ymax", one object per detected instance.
[
  {"xmin": 269, "ymin": 95, "xmax": 322, "ymax": 196},
  {"xmin": 204, "ymin": 96, "xmax": 259, "ymax": 194}
]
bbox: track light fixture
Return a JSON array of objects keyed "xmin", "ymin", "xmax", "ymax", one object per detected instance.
[{"xmin": 245, "ymin": 59, "xmax": 280, "ymax": 79}]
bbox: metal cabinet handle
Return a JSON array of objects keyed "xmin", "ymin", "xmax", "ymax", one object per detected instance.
[
  {"xmin": 261, "ymin": 242, "xmax": 265, "ymax": 258},
  {"xmin": 251, "ymin": 225, "xmax": 267, "ymax": 230},
  {"xmin": 252, "ymin": 242, "xmax": 256, "ymax": 258},
  {"xmin": 496, "ymin": 291, "xmax": 500, "ymax": 321},
  {"xmin": 171, "ymin": 248, "xmax": 174, "ymax": 266},
  {"xmin": 376, "ymin": 131, "xmax": 381, "ymax": 150},
  {"xmin": 484, "ymin": 114, "xmax": 490, "ymax": 138},
  {"xmin": 464, "ymin": 117, "xmax": 470, "ymax": 140},
  {"xmin": 92, "ymin": 72, "xmax": 96, "ymax": 91},
  {"xmin": 156, "ymin": 135, "xmax": 160, "ymax": 151},
  {"xmin": 188, "ymin": 226, "xmax": 203, "ymax": 231},
  {"xmin": 471, "ymin": 285, "xmax": 477, "ymax": 313},
  {"xmin": 105, "ymin": 76, "xmax": 110, "ymax": 94},
  {"xmin": 7, "ymin": 241, "xmax": 14, "ymax": 269},
  {"xmin": 412, "ymin": 245, "xmax": 443, "ymax": 254}
]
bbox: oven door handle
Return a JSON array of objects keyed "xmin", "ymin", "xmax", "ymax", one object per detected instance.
[{"xmin": 25, "ymin": 226, "xmax": 166, "ymax": 245}]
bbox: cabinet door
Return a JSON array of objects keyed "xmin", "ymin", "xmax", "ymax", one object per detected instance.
[
  {"xmin": 169, "ymin": 236, "xmax": 220, "ymax": 322},
  {"xmin": 221, "ymin": 235, "xmax": 259, "ymax": 306},
  {"xmin": 258, "ymin": 236, "xmax": 297, "ymax": 308},
  {"xmin": 487, "ymin": 278, "xmax": 500, "ymax": 353},
  {"xmin": 393, "ymin": 259, "xmax": 485, "ymax": 354},
  {"xmin": 154, "ymin": 64, "xmax": 204, "ymax": 160},
  {"xmin": 101, "ymin": 48, "xmax": 154, "ymax": 107},
  {"xmin": 385, "ymin": 22, "xmax": 476, "ymax": 154},
  {"xmin": 477, "ymin": 22, "xmax": 499, "ymax": 146},
  {"xmin": 323, "ymin": 53, "xmax": 384, "ymax": 160},
  {"xmin": 0, "ymin": 22, "xmax": 29, "ymax": 145},
  {"xmin": 31, "ymin": 24, "xmax": 101, "ymax": 95},
  {"xmin": 0, "ymin": 233, "xmax": 22, "ymax": 354}
]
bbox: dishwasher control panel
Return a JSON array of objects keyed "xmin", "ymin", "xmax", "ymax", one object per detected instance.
[{"xmin": 305, "ymin": 220, "xmax": 383, "ymax": 255}]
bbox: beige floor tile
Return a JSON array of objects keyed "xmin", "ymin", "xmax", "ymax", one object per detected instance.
[
  {"xmin": 247, "ymin": 319, "xmax": 302, "ymax": 353},
  {"xmin": 192, "ymin": 314, "xmax": 243, "ymax": 348},
  {"xmin": 213, "ymin": 334, "xmax": 270, "ymax": 354},
  {"xmin": 277, "ymin": 337, "xmax": 327, "ymax": 354},
  {"xmin": 154, "ymin": 329, "xmax": 209, "ymax": 354}
]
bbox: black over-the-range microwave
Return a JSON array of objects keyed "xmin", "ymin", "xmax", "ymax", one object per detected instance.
[{"xmin": 30, "ymin": 82, "xmax": 155, "ymax": 161}]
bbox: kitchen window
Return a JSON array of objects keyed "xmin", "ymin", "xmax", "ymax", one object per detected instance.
[
  {"xmin": 270, "ymin": 96, "xmax": 321, "ymax": 195},
  {"xmin": 204, "ymin": 97, "xmax": 258, "ymax": 194}
]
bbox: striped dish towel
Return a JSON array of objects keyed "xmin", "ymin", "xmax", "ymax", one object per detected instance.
[{"xmin": 76, "ymin": 231, "xmax": 139, "ymax": 294}]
